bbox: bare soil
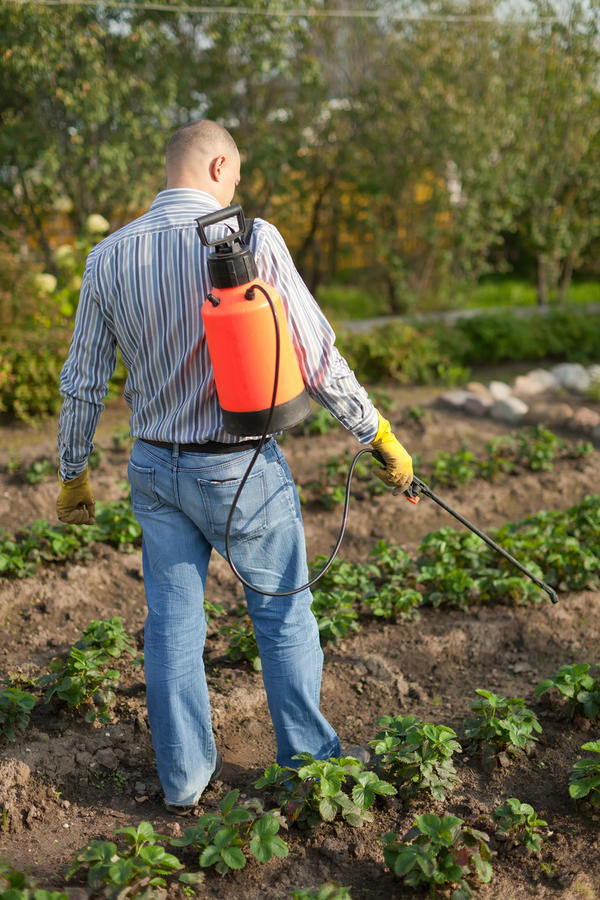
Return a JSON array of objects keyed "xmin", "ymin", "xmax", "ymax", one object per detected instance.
[{"xmin": 1, "ymin": 371, "xmax": 600, "ymax": 900}]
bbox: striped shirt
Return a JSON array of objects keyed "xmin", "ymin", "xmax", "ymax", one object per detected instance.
[{"xmin": 58, "ymin": 188, "xmax": 379, "ymax": 479}]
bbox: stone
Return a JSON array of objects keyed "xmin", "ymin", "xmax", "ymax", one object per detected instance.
[
  {"xmin": 488, "ymin": 380, "xmax": 512, "ymax": 400},
  {"xmin": 513, "ymin": 369, "xmax": 559, "ymax": 395},
  {"xmin": 464, "ymin": 395, "xmax": 493, "ymax": 417},
  {"xmin": 94, "ymin": 747, "xmax": 120, "ymax": 770},
  {"xmin": 551, "ymin": 362, "xmax": 591, "ymax": 392},
  {"xmin": 593, "ymin": 424, "xmax": 600, "ymax": 440},
  {"xmin": 438, "ymin": 389, "xmax": 472, "ymax": 408},
  {"xmin": 568, "ymin": 407, "xmax": 600, "ymax": 433},
  {"xmin": 527, "ymin": 402, "xmax": 573, "ymax": 427},
  {"xmin": 588, "ymin": 364, "xmax": 600, "ymax": 382},
  {"xmin": 490, "ymin": 397, "xmax": 528, "ymax": 424},
  {"xmin": 466, "ymin": 381, "xmax": 493, "ymax": 401}
]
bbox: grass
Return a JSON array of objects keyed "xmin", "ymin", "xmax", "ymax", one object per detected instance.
[{"xmin": 317, "ymin": 278, "xmax": 600, "ymax": 320}]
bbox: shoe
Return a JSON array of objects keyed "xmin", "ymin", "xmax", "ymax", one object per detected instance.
[
  {"xmin": 165, "ymin": 752, "xmax": 223, "ymax": 816},
  {"xmin": 341, "ymin": 745, "xmax": 370, "ymax": 765}
]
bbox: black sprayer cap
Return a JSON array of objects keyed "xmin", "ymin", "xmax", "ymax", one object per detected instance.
[{"xmin": 195, "ymin": 204, "xmax": 258, "ymax": 288}]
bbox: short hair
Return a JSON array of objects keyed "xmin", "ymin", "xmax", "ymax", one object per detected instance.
[{"xmin": 166, "ymin": 120, "xmax": 238, "ymax": 168}]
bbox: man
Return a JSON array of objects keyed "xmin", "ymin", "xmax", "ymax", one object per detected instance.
[{"xmin": 57, "ymin": 119, "xmax": 413, "ymax": 814}]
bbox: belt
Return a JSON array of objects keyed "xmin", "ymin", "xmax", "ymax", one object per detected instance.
[{"xmin": 140, "ymin": 438, "xmax": 262, "ymax": 454}]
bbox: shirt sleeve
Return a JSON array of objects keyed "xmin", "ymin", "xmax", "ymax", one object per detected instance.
[
  {"xmin": 253, "ymin": 222, "xmax": 379, "ymax": 444},
  {"xmin": 57, "ymin": 261, "xmax": 117, "ymax": 481}
]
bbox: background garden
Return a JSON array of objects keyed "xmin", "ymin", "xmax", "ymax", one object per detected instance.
[{"xmin": 2, "ymin": 1, "xmax": 600, "ymax": 898}]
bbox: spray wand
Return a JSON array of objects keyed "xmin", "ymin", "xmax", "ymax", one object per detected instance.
[{"xmin": 374, "ymin": 456, "xmax": 559, "ymax": 604}]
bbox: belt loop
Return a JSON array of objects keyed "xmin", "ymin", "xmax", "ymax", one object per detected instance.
[{"xmin": 172, "ymin": 442, "xmax": 180, "ymax": 460}]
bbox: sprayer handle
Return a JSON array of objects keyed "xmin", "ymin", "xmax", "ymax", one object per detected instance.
[{"xmin": 196, "ymin": 204, "xmax": 245, "ymax": 246}]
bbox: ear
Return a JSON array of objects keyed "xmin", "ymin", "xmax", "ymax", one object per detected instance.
[{"xmin": 209, "ymin": 155, "xmax": 226, "ymax": 182}]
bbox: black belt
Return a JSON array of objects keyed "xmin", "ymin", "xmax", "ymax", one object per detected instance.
[{"xmin": 141, "ymin": 438, "xmax": 262, "ymax": 454}]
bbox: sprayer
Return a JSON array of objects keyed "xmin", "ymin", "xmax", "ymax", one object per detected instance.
[{"xmin": 196, "ymin": 203, "xmax": 558, "ymax": 605}]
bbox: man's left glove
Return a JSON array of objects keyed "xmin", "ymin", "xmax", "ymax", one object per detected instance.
[
  {"xmin": 56, "ymin": 467, "xmax": 96, "ymax": 524},
  {"xmin": 371, "ymin": 412, "xmax": 413, "ymax": 493}
]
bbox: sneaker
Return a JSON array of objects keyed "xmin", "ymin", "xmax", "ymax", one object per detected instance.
[
  {"xmin": 165, "ymin": 752, "xmax": 223, "ymax": 816},
  {"xmin": 341, "ymin": 745, "xmax": 371, "ymax": 765}
]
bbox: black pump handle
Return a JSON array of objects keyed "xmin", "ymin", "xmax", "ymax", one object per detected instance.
[{"xmin": 196, "ymin": 203, "xmax": 246, "ymax": 247}]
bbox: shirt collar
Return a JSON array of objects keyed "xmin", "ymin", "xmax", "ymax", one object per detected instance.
[{"xmin": 149, "ymin": 188, "xmax": 221, "ymax": 212}]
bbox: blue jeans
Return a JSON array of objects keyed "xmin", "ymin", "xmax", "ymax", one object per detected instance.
[{"xmin": 127, "ymin": 437, "xmax": 341, "ymax": 805}]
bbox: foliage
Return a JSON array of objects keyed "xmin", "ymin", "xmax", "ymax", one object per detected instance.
[
  {"xmin": 370, "ymin": 715, "xmax": 461, "ymax": 802},
  {"xmin": 171, "ymin": 790, "xmax": 288, "ymax": 875},
  {"xmin": 0, "ymin": 859, "xmax": 68, "ymax": 900},
  {"xmin": 463, "ymin": 690, "xmax": 542, "ymax": 767},
  {"xmin": 220, "ymin": 613, "xmax": 261, "ymax": 671},
  {"xmin": 289, "ymin": 885, "xmax": 352, "ymax": 900},
  {"xmin": 381, "ymin": 814, "xmax": 492, "ymax": 899},
  {"xmin": 0, "ymin": 687, "xmax": 37, "ymax": 742},
  {"xmin": 535, "ymin": 663, "xmax": 600, "ymax": 720},
  {"xmin": 492, "ymin": 797, "xmax": 549, "ymax": 854},
  {"xmin": 254, "ymin": 754, "xmax": 395, "ymax": 829},
  {"xmin": 310, "ymin": 589, "xmax": 360, "ymax": 644},
  {"xmin": 67, "ymin": 821, "xmax": 183, "ymax": 898},
  {"xmin": 568, "ymin": 740, "xmax": 600, "ymax": 806},
  {"xmin": 37, "ymin": 617, "xmax": 133, "ymax": 723}
]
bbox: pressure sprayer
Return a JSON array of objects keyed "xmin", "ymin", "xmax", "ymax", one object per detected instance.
[{"xmin": 196, "ymin": 203, "xmax": 558, "ymax": 605}]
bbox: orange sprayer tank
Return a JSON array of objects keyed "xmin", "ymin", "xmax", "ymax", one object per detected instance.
[{"xmin": 196, "ymin": 204, "xmax": 311, "ymax": 436}]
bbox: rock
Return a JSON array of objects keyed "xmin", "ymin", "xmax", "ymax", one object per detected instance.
[
  {"xmin": 593, "ymin": 424, "xmax": 600, "ymax": 440},
  {"xmin": 588, "ymin": 364, "xmax": 600, "ymax": 382},
  {"xmin": 513, "ymin": 369, "xmax": 559, "ymax": 395},
  {"xmin": 551, "ymin": 362, "xmax": 591, "ymax": 392},
  {"xmin": 568, "ymin": 407, "xmax": 600, "ymax": 433},
  {"xmin": 490, "ymin": 397, "xmax": 528, "ymax": 424},
  {"xmin": 488, "ymin": 380, "xmax": 512, "ymax": 400},
  {"xmin": 94, "ymin": 747, "xmax": 120, "ymax": 770},
  {"xmin": 527, "ymin": 402, "xmax": 573, "ymax": 427},
  {"xmin": 466, "ymin": 381, "xmax": 493, "ymax": 401},
  {"xmin": 464, "ymin": 395, "xmax": 493, "ymax": 417},
  {"xmin": 438, "ymin": 389, "xmax": 472, "ymax": 408}
]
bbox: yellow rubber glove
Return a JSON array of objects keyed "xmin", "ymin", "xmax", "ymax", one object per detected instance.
[
  {"xmin": 56, "ymin": 467, "xmax": 96, "ymax": 525},
  {"xmin": 371, "ymin": 413, "xmax": 413, "ymax": 493}
]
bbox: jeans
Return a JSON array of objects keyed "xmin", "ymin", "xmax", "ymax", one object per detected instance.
[{"xmin": 127, "ymin": 437, "xmax": 341, "ymax": 805}]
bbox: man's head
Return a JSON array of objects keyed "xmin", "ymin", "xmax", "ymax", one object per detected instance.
[{"xmin": 166, "ymin": 120, "xmax": 240, "ymax": 206}]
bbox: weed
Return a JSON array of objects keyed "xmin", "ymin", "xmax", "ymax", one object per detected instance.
[
  {"xmin": 24, "ymin": 457, "xmax": 55, "ymax": 484},
  {"xmin": 370, "ymin": 715, "xmax": 461, "ymax": 802},
  {"xmin": 381, "ymin": 813, "xmax": 492, "ymax": 898},
  {"xmin": 290, "ymin": 885, "xmax": 352, "ymax": 900}
]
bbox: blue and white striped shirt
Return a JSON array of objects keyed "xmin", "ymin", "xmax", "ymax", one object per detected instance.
[{"xmin": 58, "ymin": 189, "xmax": 379, "ymax": 479}]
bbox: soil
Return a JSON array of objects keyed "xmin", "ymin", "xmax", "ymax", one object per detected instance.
[{"xmin": 1, "ymin": 368, "xmax": 600, "ymax": 900}]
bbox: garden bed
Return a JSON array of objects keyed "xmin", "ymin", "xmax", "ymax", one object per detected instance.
[{"xmin": 1, "ymin": 372, "xmax": 600, "ymax": 899}]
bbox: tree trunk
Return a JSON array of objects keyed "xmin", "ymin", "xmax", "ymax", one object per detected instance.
[
  {"xmin": 558, "ymin": 253, "xmax": 575, "ymax": 305},
  {"xmin": 536, "ymin": 253, "xmax": 549, "ymax": 307}
]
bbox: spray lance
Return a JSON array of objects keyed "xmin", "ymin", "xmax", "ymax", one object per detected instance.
[{"xmin": 196, "ymin": 203, "xmax": 558, "ymax": 605}]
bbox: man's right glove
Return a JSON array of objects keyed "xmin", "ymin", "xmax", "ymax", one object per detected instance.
[
  {"xmin": 56, "ymin": 467, "xmax": 96, "ymax": 524},
  {"xmin": 371, "ymin": 413, "xmax": 413, "ymax": 493}
]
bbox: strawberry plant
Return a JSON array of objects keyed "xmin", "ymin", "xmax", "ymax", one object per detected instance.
[
  {"xmin": 67, "ymin": 821, "xmax": 184, "ymax": 898},
  {"xmin": 220, "ymin": 614, "xmax": 261, "ymax": 671},
  {"xmin": 370, "ymin": 715, "xmax": 461, "ymax": 802},
  {"xmin": 0, "ymin": 687, "xmax": 37, "ymax": 742},
  {"xmin": 492, "ymin": 797, "xmax": 549, "ymax": 853},
  {"xmin": 535, "ymin": 663, "xmax": 600, "ymax": 720},
  {"xmin": 381, "ymin": 813, "xmax": 492, "ymax": 899},
  {"xmin": 37, "ymin": 647, "xmax": 120, "ymax": 723},
  {"xmin": 290, "ymin": 885, "xmax": 352, "ymax": 900},
  {"xmin": 171, "ymin": 790, "xmax": 288, "ymax": 874},
  {"xmin": 76, "ymin": 616, "xmax": 135, "ymax": 659},
  {"xmin": 463, "ymin": 690, "xmax": 542, "ymax": 768},
  {"xmin": 430, "ymin": 448, "xmax": 478, "ymax": 487},
  {"xmin": 569, "ymin": 740, "xmax": 600, "ymax": 806},
  {"xmin": 0, "ymin": 859, "xmax": 68, "ymax": 899},
  {"xmin": 310, "ymin": 589, "xmax": 360, "ymax": 643},
  {"xmin": 254, "ymin": 754, "xmax": 395, "ymax": 828}
]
